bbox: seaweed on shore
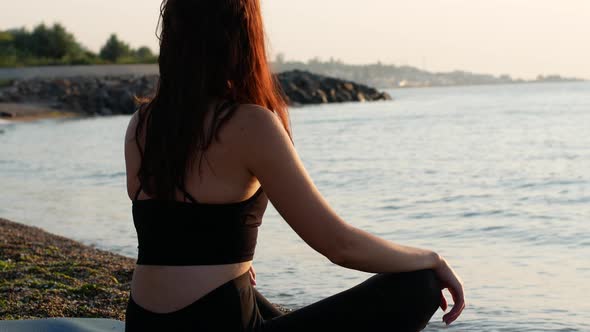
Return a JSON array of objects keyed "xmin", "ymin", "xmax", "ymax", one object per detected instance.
[{"xmin": 0, "ymin": 218, "xmax": 134, "ymax": 320}]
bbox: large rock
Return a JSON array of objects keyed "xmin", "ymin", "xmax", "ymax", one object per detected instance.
[
  {"xmin": 0, "ymin": 71, "xmax": 391, "ymax": 115},
  {"xmin": 277, "ymin": 70, "xmax": 392, "ymax": 105},
  {"xmin": 3, "ymin": 75, "xmax": 158, "ymax": 116}
]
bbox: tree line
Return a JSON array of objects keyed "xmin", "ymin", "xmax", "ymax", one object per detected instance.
[{"xmin": 0, "ymin": 23, "xmax": 157, "ymax": 67}]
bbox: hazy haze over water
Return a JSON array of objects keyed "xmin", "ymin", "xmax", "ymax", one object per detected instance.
[{"xmin": 1, "ymin": 81, "xmax": 589, "ymax": 331}]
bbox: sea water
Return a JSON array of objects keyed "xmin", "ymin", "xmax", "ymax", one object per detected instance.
[{"xmin": 1, "ymin": 81, "xmax": 589, "ymax": 331}]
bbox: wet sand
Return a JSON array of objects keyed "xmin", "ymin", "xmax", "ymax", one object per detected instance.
[{"xmin": 0, "ymin": 103, "xmax": 79, "ymax": 122}]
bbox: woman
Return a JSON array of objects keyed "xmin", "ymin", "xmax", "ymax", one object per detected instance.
[{"xmin": 124, "ymin": 0, "xmax": 465, "ymax": 331}]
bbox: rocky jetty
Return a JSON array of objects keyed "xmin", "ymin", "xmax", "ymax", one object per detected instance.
[
  {"xmin": 0, "ymin": 75, "xmax": 157, "ymax": 116},
  {"xmin": 0, "ymin": 70, "xmax": 391, "ymax": 117},
  {"xmin": 277, "ymin": 70, "xmax": 391, "ymax": 105}
]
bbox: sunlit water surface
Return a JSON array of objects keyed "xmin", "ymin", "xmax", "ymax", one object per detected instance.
[{"xmin": 1, "ymin": 82, "xmax": 589, "ymax": 331}]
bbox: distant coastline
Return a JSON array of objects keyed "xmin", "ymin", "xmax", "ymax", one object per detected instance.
[
  {"xmin": 0, "ymin": 63, "xmax": 584, "ymax": 90},
  {"xmin": 272, "ymin": 60, "xmax": 585, "ymax": 89}
]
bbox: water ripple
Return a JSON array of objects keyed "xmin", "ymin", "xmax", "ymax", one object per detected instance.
[{"xmin": 2, "ymin": 81, "xmax": 590, "ymax": 331}]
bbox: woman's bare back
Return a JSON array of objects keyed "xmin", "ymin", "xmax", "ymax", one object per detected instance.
[{"xmin": 124, "ymin": 103, "xmax": 260, "ymax": 313}]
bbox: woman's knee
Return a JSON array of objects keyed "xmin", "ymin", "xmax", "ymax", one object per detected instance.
[
  {"xmin": 408, "ymin": 269, "xmax": 440, "ymax": 306},
  {"xmin": 373, "ymin": 269, "xmax": 441, "ymax": 310}
]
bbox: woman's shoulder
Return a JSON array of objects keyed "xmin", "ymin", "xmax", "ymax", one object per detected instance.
[
  {"xmin": 214, "ymin": 103, "xmax": 292, "ymax": 167},
  {"xmin": 223, "ymin": 103, "xmax": 286, "ymax": 141},
  {"xmin": 232, "ymin": 103, "xmax": 281, "ymax": 121}
]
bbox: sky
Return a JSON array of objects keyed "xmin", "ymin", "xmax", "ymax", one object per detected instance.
[{"xmin": 1, "ymin": 0, "xmax": 589, "ymax": 80}]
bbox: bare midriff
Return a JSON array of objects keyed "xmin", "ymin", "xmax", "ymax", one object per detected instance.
[{"xmin": 130, "ymin": 261, "xmax": 252, "ymax": 314}]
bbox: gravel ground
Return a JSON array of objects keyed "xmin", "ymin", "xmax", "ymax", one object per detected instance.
[{"xmin": 0, "ymin": 218, "xmax": 135, "ymax": 320}]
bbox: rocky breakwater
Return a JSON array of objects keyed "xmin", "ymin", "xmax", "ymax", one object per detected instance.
[
  {"xmin": 277, "ymin": 70, "xmax": 391, "ymax": 105},
  {"xmin": 0, "ymin": 70, "xmax": 391, "ymax": 117},
  {"xmin": 0, "ymin": 75, "xmax": 158, "ymax": 117}
]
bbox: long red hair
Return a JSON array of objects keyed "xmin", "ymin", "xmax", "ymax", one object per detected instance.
[{"xmin": 136, "ymin": 0, "xmax": 289, "ymax": 200}]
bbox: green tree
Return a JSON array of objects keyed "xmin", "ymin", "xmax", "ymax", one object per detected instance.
[
  {"xmin": 134, "ymin": 46, "xmax": 154, "ymax": 59},
  {"xmin": 49, "ymin": 23, "xmax": 81, "ymax": 58},
  {"xmin": 29, "ymin": 23, "xmax": 79, "ymax": 59},
  {"xmin": 8, "ymin": 28, "xmax": 33, "ymax": 57},
  {"xmin": 0, "ymin": 32, "xmax": 15, "ymax": 55},
  {"xmin": 99, "ymin": 34, "xmax": 131, "ymax": 62},
  {"xmin": 0, "ymin": 32, "xmax": 17, "ymax": 66},
  {"xmin": 1, "ymin": 23, "xmax": 157, "ymax": 67}
]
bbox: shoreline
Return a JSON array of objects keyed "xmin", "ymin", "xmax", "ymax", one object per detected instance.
[
  {"xmin": 0, "ymin": 218, "xmax": 134, "ymax": 320},
  {"xmin": 0, "ymin": 217, "xmax": 290, "ymax": 320},
  {"xmin": 0, "ymin": 102, "xmax": 80, "ymax": 123}
]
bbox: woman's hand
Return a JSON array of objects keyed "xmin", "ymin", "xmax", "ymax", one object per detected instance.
[
  {"xmin": 248, "ymin": 265, "xmax": 257, "ymax": 286},
  {"xmin": 433, "ymin": 255, "xmax": 465, "ymax": 326}
]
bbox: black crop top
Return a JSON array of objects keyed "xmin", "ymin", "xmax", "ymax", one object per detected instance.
[{"xmin": 132, "ymin": 185, "xmax": 268, "ymax": 266}]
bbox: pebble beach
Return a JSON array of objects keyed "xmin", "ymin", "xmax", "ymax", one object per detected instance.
[{"xmin": 0, "ymin": 218, "xmax": 134, "ymax": 321}]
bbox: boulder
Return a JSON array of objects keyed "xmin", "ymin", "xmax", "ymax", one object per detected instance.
[{"xmin": 277, "ymin": 70, "xmax": 392, "ymax": 105}]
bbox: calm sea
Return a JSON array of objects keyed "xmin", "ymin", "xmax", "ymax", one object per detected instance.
[{"xmin": 1, "ymin": 81, "xmax": 589, "ymax": 331}]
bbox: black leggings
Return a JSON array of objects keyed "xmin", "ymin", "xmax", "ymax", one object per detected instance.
[{"xmin": 125, "ymin": 269, "xmax": 441, "ymax": 332}]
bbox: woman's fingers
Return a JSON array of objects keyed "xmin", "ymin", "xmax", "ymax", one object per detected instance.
[
  {"xmin": 442, "ymin": 285, "xmax": 465, "ymax": 325},
  {"xmin": 433, "ymin": 256, "xmax": 465, "ymax": 325},
  {"xmin": 440, "ymin": 291, "xmax": 448, "ymax": 311},
  {"xmin": 443, "ymin": 301, "xmax": 464, "ymax": 325}
]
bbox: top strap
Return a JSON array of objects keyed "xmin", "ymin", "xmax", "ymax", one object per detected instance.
[
  {"xmin": 134, "ymin": 181, "xmax": 198, "ymax": 203},
  {"xmin": 177, "ymin": 184, "xmax": 198, "ymax": 204}
]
